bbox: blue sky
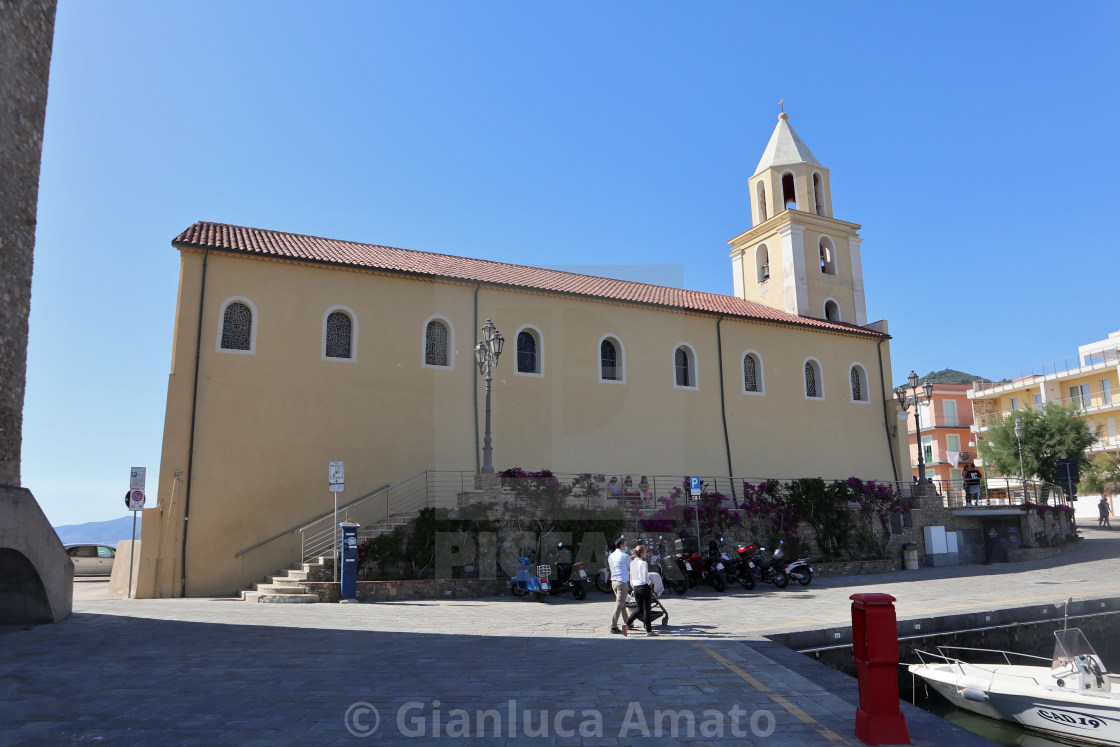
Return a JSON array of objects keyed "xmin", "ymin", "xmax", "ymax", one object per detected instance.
[{"xmin": 27, "ymin": 2, "xmax": 1120, "ymax": 524}]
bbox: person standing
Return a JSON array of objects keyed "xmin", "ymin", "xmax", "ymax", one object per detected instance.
[
  {"xmin": 626, "ymin": 544, "xmax": 657, "ymax": 636},
  {"xmin": 964, "ymin": 464, "xmax": 982, "ymax": 505},
  {"xmin": 1100, "ymin": 497, "xmax": 1111, "ymax": 528},
  {"xmin": 608, "ymin": 538, "xmax": 630, "ymax": 635}
]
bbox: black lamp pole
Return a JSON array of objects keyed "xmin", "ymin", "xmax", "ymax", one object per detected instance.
[
  {"xmin": 896, "ymin": 370, "xmax": 935, "ymax": 484},
  {"xmin": 475, "ymin": 318, "xmax": 504, "ymax": 474}
]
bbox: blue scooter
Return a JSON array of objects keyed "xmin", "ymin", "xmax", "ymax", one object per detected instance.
[{"xmin": 510, "ymin": 547, "xmax": 551, "ymax": 602}]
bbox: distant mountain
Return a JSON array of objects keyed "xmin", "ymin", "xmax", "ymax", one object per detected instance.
[
  {"xmin": 897, "ymin": 369, "xmax": 987, "ymax": 387},
  {"xmin": 54, "ymin": 516, "xmax": 140, "ymax": 546}
]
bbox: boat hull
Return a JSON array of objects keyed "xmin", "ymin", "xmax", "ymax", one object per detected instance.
[{"xmin": 912, "ymin": 664, "xmax": 1120, "ymax": 746}]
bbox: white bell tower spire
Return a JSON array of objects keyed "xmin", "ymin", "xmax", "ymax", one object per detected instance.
[{"xmin": 728, "ymin": 108, "xmax": 867, "ymax": 326}]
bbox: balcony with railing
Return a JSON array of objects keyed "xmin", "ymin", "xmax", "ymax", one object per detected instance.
[
  {"xmin": 971, "ymin": 385, "xmax": 1117, "ymax": 432},
  {"xmin": 971, "ymin": 344, "xmax": 1120, "ymax": 397}
]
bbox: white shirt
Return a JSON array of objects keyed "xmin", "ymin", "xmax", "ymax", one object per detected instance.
[
  {"xmin": 608, "ymin": 548, "xmax": 630, "ymax": 583},
  {"xmin": 629, "ymin": 557, "xmax": 649, "ymax": 587}
]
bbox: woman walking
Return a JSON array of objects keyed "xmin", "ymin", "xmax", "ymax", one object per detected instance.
[{"xmin": 626, "ymin": 544, "xmax": 657, "ymax": 636}]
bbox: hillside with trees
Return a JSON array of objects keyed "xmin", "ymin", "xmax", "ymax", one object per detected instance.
[{"xmin": 896, "ymin": 368, "xmax": 987, "ymax": 388}]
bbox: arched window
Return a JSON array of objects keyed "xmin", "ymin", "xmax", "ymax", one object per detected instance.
[
  {"xmin": 804, "ymin": 358, "xmax": 824, "ymax": 399},
  {"xmin": 599, "ymin": 336, "xmax": 624, "ymax": 383},
  {"xmin": 424, "ymin": 319, "xmax": 449, "ymax": 367},
  {"xmin": 756, "ymin": 244, "xmax": 770, "ymax": 282},
  {"xmin": 517, "ymin": 332, "xmax": 536, "ymax": 373},
  {"xmin": 324, "ymin": 310, "xmax": 354, "ymax": 359},
  {"xmin": 673, "ymin": 344, "xmax": 697, "ymax": 389},
  {"xmin": 850, "ymin": 364, "xmax": 869, "ymax": 402},
  {"xmin": 218, "ymin": 299, "xmax": 254, "ymax": 352},
  {"xmin": 743, "ymin": 351, "xmax": 764, "ymax": 395},
  {"xmin": 515, "ymin": 327, "xmax": 544, "ymax": 376},
  {"xmin": 756, "ymin": 181, "xmax": 768, "ymax": 223},
  {"xmin": 813, "ymin": 172, "xmax": 824, "ymax": 216},
  {"xmin": 819, "ymin": 236, "xmax": 836, "ymax": 275},
  {"xmin": 824, "ymin": 299, "xmax": 841, "ymax": 322},
  {"xmin": 675, "ymin": 348, "xmax": 690, "ymax": 387},
  {"xmin": 782, "ymin": 172, "xmax": 797, "ymax": 210}
]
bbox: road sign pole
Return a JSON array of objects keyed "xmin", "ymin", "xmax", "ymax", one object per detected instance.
[
  {"xmin": 695, "ymin": 493, "xmax": 701, "ymax": 551},
  {"xmin": 333, "ymin": 491, "xmax": 339, "ymax": 583},
  {"xmin": 127, "ymin": 511, "xmax": 137, "ymax": 599}
]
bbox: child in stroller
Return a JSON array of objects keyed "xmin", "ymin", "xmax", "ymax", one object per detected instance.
[{"xmin": 626, "ymin": 571, "xmax": 669, "ymax": 628}]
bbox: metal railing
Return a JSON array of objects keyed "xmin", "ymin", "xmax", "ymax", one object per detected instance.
[
  {"xmin": 244, "ymin": 470, "xmax": 1073, "ymax": 571},
  {"xmin": 972, "ymin": 344, "xmax": 1120, "ymax": 395},
  {"xmin": 971, "ymin": 390, "xmax": 1116, "ymax": 431},
  {"xmin": 1091, "ymin": 435, "xmax": 1120, "ymax": 452},
  {"xmin": 914, "ymin": 477, "xmax": 1068, "ymax": 508}
]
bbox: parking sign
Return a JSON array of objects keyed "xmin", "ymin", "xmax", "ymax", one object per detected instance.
[{"xmin": 689, "ymin": 476, "xmax": 702, "ymax": 497}]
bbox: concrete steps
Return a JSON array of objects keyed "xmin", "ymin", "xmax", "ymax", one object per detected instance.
[
  {"xmin": 241, "ymin": 591, "xmax": 320, "ymax": 603},
  {"xmin": 238, "ymin": 512, "xmax": 417, "ymax": 603},
  {"xmin": 240, "ymin": 558, "xmax": 328, "ymax": 603}
]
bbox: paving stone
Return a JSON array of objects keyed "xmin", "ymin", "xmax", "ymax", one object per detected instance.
[{"xmin": 11, "ymin": 529, "xmax": 1118, "ymax": 745}]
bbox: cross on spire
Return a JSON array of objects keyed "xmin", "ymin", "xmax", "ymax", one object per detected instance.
[{"xmin": 779, "ymin": 97, "xmax": 785, "ymax": 113}]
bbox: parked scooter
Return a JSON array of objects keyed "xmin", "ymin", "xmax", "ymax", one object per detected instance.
[
  {"xmin": 677, "ymin": 536, "xmax": 728, "ymax": 592},
  {"xmin": 648, "ymin": 536, "xmax": 688, "ymax": 595},
  {"xmin": 714, "ymin": 537, "xmax": 742, "ymax": 587},
  {"xmin": 736, "ymin": 540, "xmax": 790, "ymax": 589},
  {"xmin": 509, "ymin": 546, "xmax": 551, "ymax": 602},
  {"xmin": 594, "ymin": 537, "xmax": 617, "ymax": 594},
  {"xmin": 549, "ymin": 542, "xmax": 589, "ymax": 599},
  {"xmin": 784, "ymin": 554, "xmax": 813, "ymax": 586}
]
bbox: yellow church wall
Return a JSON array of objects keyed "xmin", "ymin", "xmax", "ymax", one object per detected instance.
[{"xmin": 137, "ymin": 247, "xmax": 902, "ymax": 597}]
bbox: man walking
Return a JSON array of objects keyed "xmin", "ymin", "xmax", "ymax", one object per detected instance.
[
  {"xmin": 608, "ymin": 538, "xmax": 630, "ymax": 635},
  {"xmin": 1099, "ymin": 497, "xmax": 1111, "ymax": 528}
]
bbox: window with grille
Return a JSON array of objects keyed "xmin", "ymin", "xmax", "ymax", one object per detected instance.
[
  {"xmin": 850, "ymin": 366, "xmax": 864, "ymax": 401},
  {"xmin": 325, "ymin": 312, "xmax": 352, "ymax": 359},
  {"xmin": 600, "ymin": 340, "xmax": 617, "ymax": 381},
  {"xmin": 425, "ymin": 320, "xmax": 448, "ymax": 366},
  {"xmin": 805, "ymin": 361, "xmax": 819, "ymax": 398},
  {"xmin": 675, "ymin": 347, "xmax": 690, "ymax": 387},
  {"xmin": 221, "ymin": 302, "xmax": 252, "ymax": 350},
  {"xmin": 744, "ymin": 354, "xmax": 760, "ymax": 393},
  {"xmin": 517, "ymin": 331, "xmax": 537, "ymax": 374}
]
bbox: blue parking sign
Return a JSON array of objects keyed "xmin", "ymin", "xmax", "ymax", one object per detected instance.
[{"xmin": 689, "ymin": 476, "xmax": 702, "ymax": 496}]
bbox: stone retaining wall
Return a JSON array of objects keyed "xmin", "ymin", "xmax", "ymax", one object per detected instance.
[
  {"xmin": 302, "ymin": 578, "xmax": 509, "ymax": 603},
  {"xmin": 813, "ymin": 559, "xmax": 899, "ymax": 578}
]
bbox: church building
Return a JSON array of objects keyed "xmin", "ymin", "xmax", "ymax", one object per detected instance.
[{"xmin": 135, "ymin": 113, "xmax": 907, "ymax": 597}]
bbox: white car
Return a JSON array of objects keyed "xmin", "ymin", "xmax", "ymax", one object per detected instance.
[{"xmin": 66, "ymin": 544, "xmax": 116, "ymax": 576}]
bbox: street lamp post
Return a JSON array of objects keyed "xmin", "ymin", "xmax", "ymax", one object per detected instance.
[
  {"xmin": 895, "ymin": 370, "xmax": 935, "ymax": 484},
  {"xmin": 475, "ymin": 318, "xmax": 504, "ymax": 474},
  {"xmin": 1014, "ymin": 417, "xmax": 1028, "ymax": 502}
]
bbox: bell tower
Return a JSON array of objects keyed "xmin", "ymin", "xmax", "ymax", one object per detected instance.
[{"xmin": 729, "ymin": 109, "xmax": 867, "ymax": 326}]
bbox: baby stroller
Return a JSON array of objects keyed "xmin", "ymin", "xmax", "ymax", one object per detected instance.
[{"xmin": 626, "ymin": 572, "xmax": 669, "ymax": 627}]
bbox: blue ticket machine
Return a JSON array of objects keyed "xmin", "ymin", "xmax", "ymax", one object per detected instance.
[{"xmin": 340, "ymin": 522, "xmax": 359, "ymax": 601}]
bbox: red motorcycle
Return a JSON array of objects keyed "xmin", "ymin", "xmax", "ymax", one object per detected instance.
[{"xmin": 674, "ymin": 537, "xmax": 729, "ymax": 592}]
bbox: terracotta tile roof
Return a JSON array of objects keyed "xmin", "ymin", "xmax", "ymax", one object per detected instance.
[{"xmin": 173, "ymin": 221, "xmax": 885, "ymax": 339}]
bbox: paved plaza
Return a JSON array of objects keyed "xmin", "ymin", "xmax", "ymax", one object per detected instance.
[{"xmin": 3, "ymin": 528, "xmax": 1118, "ymax": 746}]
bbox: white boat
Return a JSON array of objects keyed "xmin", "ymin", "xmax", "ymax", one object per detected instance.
[{"xmin": 909, "ymin": 628, "xmax": 1120, "ymax": 745}]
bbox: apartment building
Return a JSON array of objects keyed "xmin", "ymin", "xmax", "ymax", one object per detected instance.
[
  {"xmin": 902, "ymin": 382, "xmax": 976, "ymax": 488},
  {"xmin": 969, "ymin": 330, "xmax": 1120, "ymax": 463}
]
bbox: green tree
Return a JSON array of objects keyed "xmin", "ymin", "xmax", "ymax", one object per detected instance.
[
  {"xmin": 1080, "ymin": 452, "xmax": 1120, "ymax": 501},
  {"xmin": 977, "ymin": 404, "xmax": 1096, "ymax": 485}
]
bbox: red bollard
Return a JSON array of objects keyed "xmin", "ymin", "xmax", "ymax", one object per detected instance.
[{"xmin": 850, "ymin": 593, "xmax": 910, "ymax": 745}]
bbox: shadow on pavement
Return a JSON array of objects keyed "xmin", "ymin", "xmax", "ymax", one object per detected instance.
[{"xmin": 0, "ymin": 609, "xmax": 986, "ymax": 746}]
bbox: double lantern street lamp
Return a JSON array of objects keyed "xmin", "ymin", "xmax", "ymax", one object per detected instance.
[
  {"xmin": 475, "ymin": 318, "xmax": 504, "ymax": 474},
  {"xmin": 896, "ymin": 370, "xmax": 934, "ymax": 484}
]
